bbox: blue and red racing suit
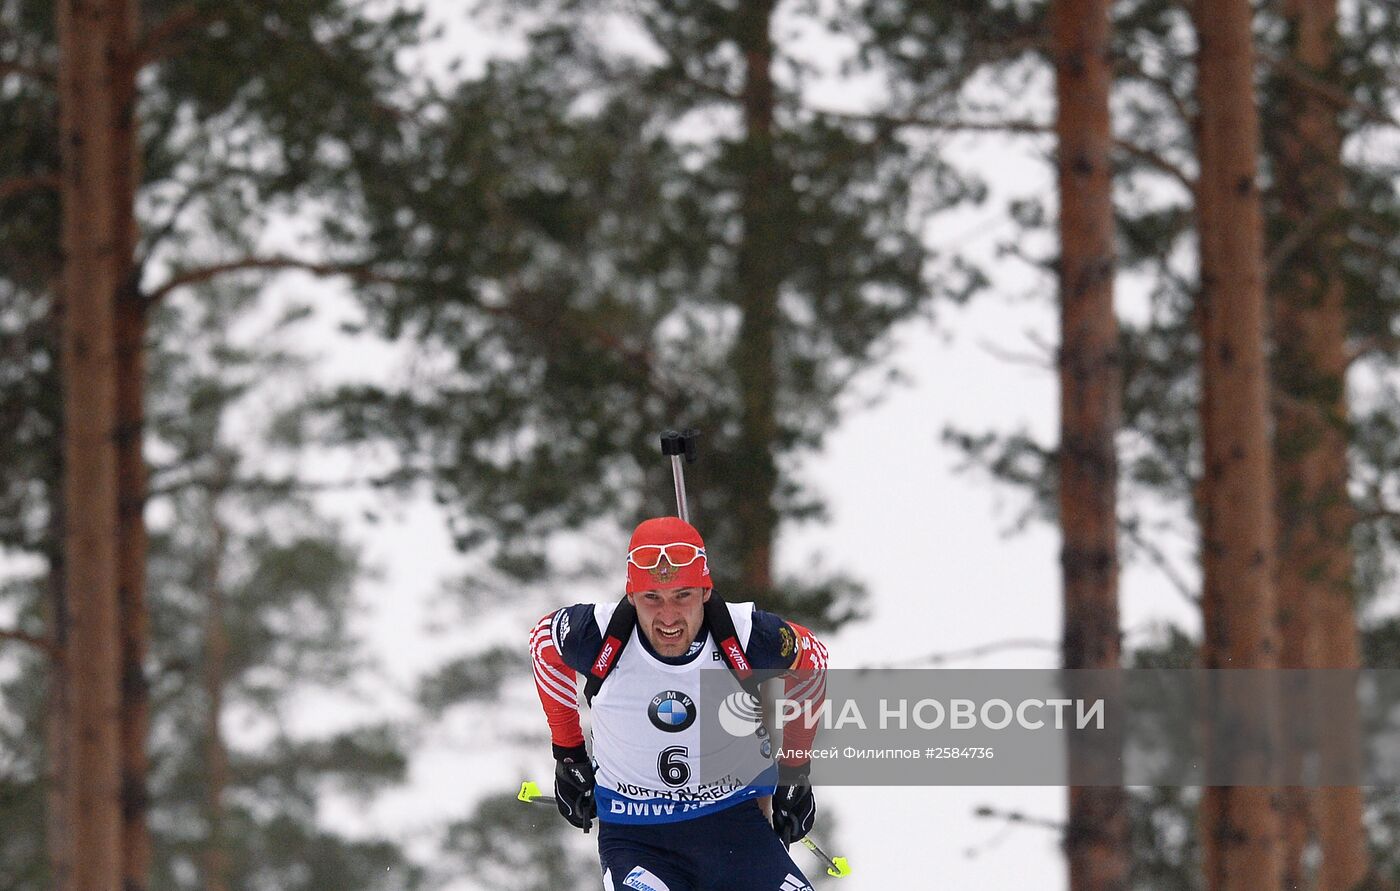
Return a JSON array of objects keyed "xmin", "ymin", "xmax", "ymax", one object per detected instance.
[{"xmin": 531, "ymin": 599, "xmax": 827, "ymax": 890}]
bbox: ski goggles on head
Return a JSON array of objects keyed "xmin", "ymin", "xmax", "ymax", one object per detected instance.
[{"xmin": 627, "ymin": 542, "xmax": 707, "ymax": 570}]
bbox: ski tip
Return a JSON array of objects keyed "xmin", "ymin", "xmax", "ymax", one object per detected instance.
[
  {"xmin": 828, "ymin": 856, "xmax": 852, "ymax": 878},
  {"xmin": 518, "ymin": 781, "xmax": 544, "ymax": 803}
]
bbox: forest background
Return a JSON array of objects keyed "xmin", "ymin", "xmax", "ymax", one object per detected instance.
[{"xmin": 2, "ymin": 0, "xmax": 1399, "ymax": 889}]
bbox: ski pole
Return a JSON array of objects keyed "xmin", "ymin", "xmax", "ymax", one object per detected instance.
[
  {"xmin": 518, "ymin": 782, "xmax": 853, "ymax": 878},
  {"xmin": 517, "ymin": 780, "xmax": 591, "ymax": 833},
  {"xmin": 517, "ymin": 780, "xmax": 557, "ymax": 805},
  {"xmin": 800, "ymin": 837, "xmax": 853, "ymax": 878},
  {"xmin": 659, "ymin": 429, "xmax": 699, "ymax": 522}
]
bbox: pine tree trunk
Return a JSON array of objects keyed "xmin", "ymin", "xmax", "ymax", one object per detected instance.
[
  {"xmin": 117, "ymin": 295, "xmax": 152, "ymax": 891},
  {"xmin": 1271, "ymin": 0, "xmax": 1366, "ymax": 885},
  {"xmin": 56, "ymin": 1, "xmax": 134, "ymax": 885},
  {"xmin": 45, "ymin": 505, "xmax": 72, "ymax": 891},
  {"xmin": 110, "ymin": 1, "xmax": 150, "ymax": 880},
  {"xmin": 733, "ymin": 0, "xmax": 780, "ymax": 601},
  {"xmin": 1192, "ymin": 0, "xmax": 1282, "ymax": 887},
  {"xmin": 45, "ymin": 287, "xmax": 73, "ymax": 891},
  {"xmin": 1053, "ymin": 0, "xmax": 1128, "ymax": 886}
]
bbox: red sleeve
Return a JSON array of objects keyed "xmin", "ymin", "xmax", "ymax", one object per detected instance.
[
  {"xmin": 778, "ymin": 622, "xmax": 827, "ymax": 767},
  {"xmin": 531, "ymin": 611, "xmax": 584, "ymax": 750}
]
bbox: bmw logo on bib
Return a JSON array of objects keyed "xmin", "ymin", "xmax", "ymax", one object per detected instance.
[{"xmin": 648, "ymin": 690, "xmax": 696, "ymax": 732}]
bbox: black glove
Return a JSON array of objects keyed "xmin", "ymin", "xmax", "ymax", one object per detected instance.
[
  {"xmin": 553, "ymin": 744, "xmax": 596, "ymax": 832},
  {"xmin": 771, "ymin": 762, "xmax": 816, "ymax": 846}
]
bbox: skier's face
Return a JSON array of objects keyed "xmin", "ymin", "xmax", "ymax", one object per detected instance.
[{"xmin": 629, "ymin": 585, "xmax": 710, "ymax": 657}]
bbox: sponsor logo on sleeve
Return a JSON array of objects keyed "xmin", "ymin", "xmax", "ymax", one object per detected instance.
[
  {"xmin": 551, "ymin": 609, "xmax": 571, "ymax": 647},
  {"xmin": 623, "ymin": 867, "xmax": 671, "ymax": 891},
  {"xmin": 778, "ymin": 625, "xmax": 795, "ymax": 659}
]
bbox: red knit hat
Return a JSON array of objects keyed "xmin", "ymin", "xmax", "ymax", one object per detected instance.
[{"xmin": 625, "ymin": 517, "xmax": 713, "ymax": 593}]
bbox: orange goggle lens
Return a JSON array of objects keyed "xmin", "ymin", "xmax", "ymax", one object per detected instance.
[{"xmin": 627, "ymin": 543, "xmax": 705, "ymax": 570}]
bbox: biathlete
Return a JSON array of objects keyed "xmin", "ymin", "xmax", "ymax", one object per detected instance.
[{"xmin": 530, "ymin": 516, "xmax": 829, "ymax": 890}]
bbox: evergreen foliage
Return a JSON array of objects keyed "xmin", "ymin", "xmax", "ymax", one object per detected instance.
[
  {"xmin": 932, "ymin": 0, "xmax": 1400, "ymax": 611},
  {"xmin": 326, "ymin": 0, "xmax": 988, "ymax": 628},
  {"xmin": 3, "ymin": 0, "xmax": 430, "ymax": 879},
  {"xmin": 442, "ymin": 792, "xmax": 596, "ymax": 890},
  {"xmin": 2, "ymin": 0, "xmax": 1396, "ymax": 884},
  {"xmin": 850, "ymin": 0, "xmax": 1397, "ymax": 885},
  {"xmin": 0, "ymin": 283, "xmax": 428, "ymax": 885},
  {"xmin": 139, "ymin": 286, "xmax": 428, "ymax": 890}
]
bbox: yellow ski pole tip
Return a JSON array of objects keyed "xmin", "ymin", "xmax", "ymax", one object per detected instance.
[
  {"xmin": 828, "ymin": 857, "xmax": 851, "ymax": 878},
  {"xmin": 518, "ymin": 781, "xmax": 544, "ymax": 803}
]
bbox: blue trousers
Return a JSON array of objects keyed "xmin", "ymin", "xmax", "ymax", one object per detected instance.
[{"xmin": 599, "ymin": 801, "xmax": 813, "ymax": 891}]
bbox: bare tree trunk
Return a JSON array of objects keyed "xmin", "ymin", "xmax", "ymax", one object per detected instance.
[
  {"xmin": 45, "ymin": 496, "xmax": 72, "ymax": 891},
  {"xmin": 56, "ymin": 1, "xmax": 135, "ymax": 885},
  {"xmin": 1192, "ymin": 0, "xmax": 1282, "ymax": 888},
  {"xmin": 45, "ymin": 281, "xmax": 73, "ymax": 891},
  {"xmin": 1271, "ymin": 0, "xmax": 1367, "ymax": 885},
  {"xmin": 117, "ymin": 299, "xmax": 152, "ymax": 890},
  {"xmin": 110, "ymin": 2, "xmax": 150, "ymax": 883},
  {"xmin": 733, "ymin": 0, "xmax": 780, "ymax": 602},
  {"xmin": 1053, "ymin": 0, "xmax": 1128, "ymax": 886},
  {"xmin": 1275, "ymin": 612, "xmax": 1317, "ymax": 885},
  {"xmin": 201, "ymin": 487, "xmax": 231, "ymax": 891}
]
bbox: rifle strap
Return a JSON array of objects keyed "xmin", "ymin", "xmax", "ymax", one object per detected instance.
[
  {"xmin": 583, "ymin": 593, "xmax": 760, "ymax": 703},
  {"xmin": 583, "ymin": 596, "xmax": 636, "ymax": 706}
]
